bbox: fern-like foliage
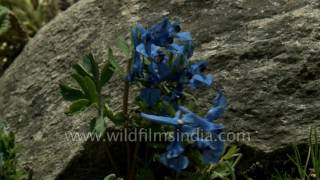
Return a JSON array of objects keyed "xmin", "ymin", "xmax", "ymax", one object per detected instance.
[
  {"xmin": 0, "ymin": 0, "xmax": 59, "ymax": 36},
  {"xmin": 0, "ymin": 5, "xmax": 10, "ymax": 35}
]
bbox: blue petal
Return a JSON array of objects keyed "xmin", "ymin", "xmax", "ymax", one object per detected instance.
[
  {"xmin": 148, "ymin": 17, "xmax": 177, "ymax": 47},
  {"xmin": 178, "ymin": 106, "xmax": 193, "ymax": 114},
  {"xmin": 167, "ymin": 43, "xmax": 185, "ymax": 54},
  {"xmin": 204, "ymin": 107, "xmax": 225, "ymax": 122},
  {"xmin": 140, "ymin": 113, "xmax": 179, "ymax": 126},
  {"xmin": 189, "ymin": 74, "xmax": 214, "ymax": 88},
  {"xmin": 136, "ymin": 43, "xmax": 160, "ymax": 58},
  {"xmin": 191, "ymin": 114, "xmax": 224, "ymax": 133},
  {"xmin": 140, "ymin": 88, "xmax": 161, "ymax": 106},
  {"xmin": 166, "ymin": 141, "xmax": 184, "ymax": 159},
  {"xmin": 181, "ymin": 113, "xmax": 196, "ymax": 125},
  {"xmin": 131, "ymin": 23, "xmax": 146, "ymax": 47},
  {"xmin": 190, "ymin": 60, "xmax": 208, "ymax": 73},
  {"xmin": 151, "ymin": 62, "xmax": 171, "ymax": 80},
  {"xmin": 166, "ymin": 131, "xmax": 185, "ymax": 158},
  {"xmin": 175, "ymin": 32, "xmax": 192, "ymax": 41},
  {"xmin": 158, "ymin": 62, "xmax": 171, "ymax": 80},
  {"xmin": 183, "ymin": 40, "xmax": 193, "ymax": 59},
  {"xmin": 205, "ymin": 91, "xmax": 227, "ymax": 121},
  {"xmin": 160, "ymin": 154, "xmax": 189, "ymax": 172},
  {"xmin": 194, "ymin": 137, "xmax": 214, "ymax": 149},
  {"xmin": 213, "ymin": 90, "xmax": 227, "ymax": 107},
  {"xmin": 202, "ymin": 139, "xmax": 224, "ymax": 164},
  {"xmin": 180, "ymin": 125, "xmax": 195, "ymax": 134}
]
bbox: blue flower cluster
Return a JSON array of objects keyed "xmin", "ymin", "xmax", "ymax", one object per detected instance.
[
  {"xmin": 141, "ymin": 91, "xmax": 226, "ymax": 171},
  {"xmin": 128, "ymin": 18, "xmax": 227, "ymax": 172}
]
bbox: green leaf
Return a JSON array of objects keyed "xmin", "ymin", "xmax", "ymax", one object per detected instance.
[
  {"xmin": 85, "ymin": 53, "xmax": 100, "ymax": 81},
  {"xmin": 71, "ymin": 73, "xmax": 90, "ymax": 97},
  {"xmin": 0, "ymin": 5, "xmax": 10, "ymax": 35},
  {"xmin": 100, "ymin": 49, "xmax": 117, "ymax": 86},
  {"xmin": 222, "ymin": 145, "xmax": 239, "ymax": 160},
  {"xmin": 65, "ymin": 99, "xmax": 90, "ymax": 115},
  {"xmin": 107, "ymin": 48, "xmax": 121, "ymax": 70},
  {"xmin": 104, "ymin": 174, "xmax": 120, "ymax": 180},
  {"xmin": 59, "ymin": 84, "xmax": 85, "ymax": 101},
  {"xmin": 93, "ymin": 116, "xmax": 107, "ymax": 136},
  {"xmin": 161, "ymin": 101, "xmax": 176, "ymax": 116},
  {"xmin": 116, "ymin": 38, "xmax": 131, "ymax": 56},
  {"xmin": 104, "ymin": 104, "xmax": 115, "ymax": 119},
  {"xmin": 83, "ymin": 76, "xmax": 98, "ymax": 103},
  {"xmin": 113, "ymin": 112, "xmax": 126, "ymax": 126},
  {"xmin": 71, "ymin": 73, "xmax": 98, "ymax": 103},
  {"xmin": 82, "ymin": 54, "xmax": 93, "ymax": 73},
  {"xmin": 72, "ymin": 53, "xmax": 99, "ymax": 81},
  {"xmin": 72, "ymin": 64, "xmax": 93, "ymax": 79}
]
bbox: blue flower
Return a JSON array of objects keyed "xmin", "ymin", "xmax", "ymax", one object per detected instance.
[
  {"xmin": 148, "ymin": 17, "xmax": 191, "ymax": 47},
  {"xmin": 178, "ymin": 106, "xmax": 224, "ymax": 134},
  {"xmin": 165, "ymin": 130, "xmax": 184, "ymax": 158},
  {"xmin": 129, "ymin": 18, "xmax": 227, "ymax": 172},
  {"xmin": 128, "ymin": 24, "xmax": 147, "ymax": 81},
  {"xmin": 139, "ymin": 88, "xmax": 161, "ymax": 106},
  {"xmin": 136, "ymin": 43, "xmax": 161, "ymax": 59},
  {"xmin": 194, "ymin": 137, "xmax": 224, "ymax": 164},
  {"xmin": 140, "ymin": 92, "xmax": 226, "ymax": 171},
  {"xmin": 141, "ymin": 99, "xmax": 225, "ymax": 131},
  {"xmin": 189, "ymin": 74, "xmax": 214, "ymax": 88},
  {"xmin": 160, "ymin": 153, "xmax": 189, "ymax": 172},
  {"xmin": 148, "ymin": 60, "xmax": 171, "ymax": 83},
  {"xmin": 141, "ymin": 109, "xmax": 182, "ymax": 126},
  {"xmin": 187, "ymin": 60, "xmax": 214, "ymax": 88},
  {"xmin": 136, "ymin": 17, "xmax": 192, "ymax": 58},
  {"xmin": 205, "ymin": 90, "xmax": 227, "ymax": 122},
  {"xmin": 160, "ymin": 129, "xmax": 189, "ymax": 172}
]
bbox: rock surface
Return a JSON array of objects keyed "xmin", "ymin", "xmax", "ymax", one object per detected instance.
[{"xmin": 1, "ymin": 0, "xmax": 320, "ymax": 179}]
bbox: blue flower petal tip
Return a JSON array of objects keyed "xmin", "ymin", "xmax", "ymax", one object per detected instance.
[
  {"xmin": 205, "ymin": 91, "xmax": 227, "ymax": 121},
  {"xmin": 160, "ymin": 154, "xmax": 189, "ymax": 172}
]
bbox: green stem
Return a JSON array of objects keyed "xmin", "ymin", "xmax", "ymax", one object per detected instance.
[
  {"xmin": 123, "ymin": 58, "xmax": 133, "ymax": 179},
  {"xmin": 98, "ymin": 90, "xmax": 118, "ymax": 175},
  {"xmin": 129, "ymin": 142, "xmax": 140, "ymax": 180},
  {"xmin": 226, "ymin": 162, "xmax": 236, "ymax": 180},
  {"xmin": 123, "ymin": 58, "xmax": 132, "ymax": 116},
  {"xmin": 232, "ymin": 153, "xmax": 242, "ymax": 168}
]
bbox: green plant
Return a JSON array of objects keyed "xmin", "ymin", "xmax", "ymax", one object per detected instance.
[
  {"xmin": 0, "ymin": 123, "xmax": 26, "ymax": 180},
  {"xmin": 274, "ymin": 128, "xmax": 320, "ymax": 180},
  {"xmin": 60, "ymin": 51, "xmax": 122, "ymax": 176},
  {"xmin": 0, "ymin": 4, "xmax": 28, "ymax": 76},
  {"xmin": 60, "ymin": 51, "xmax": 119, "ymax": 135},
  {"xmin": 271, "ymin": 170, "xmax": 293, "ymax": 180},
  {"xmin": 181, "ymin": 145, "xmax": 242, "ymax": 180},
  {"xmin": 309, "ymin": 129, "xmax": 320, "ymax": 179},
  {"xmin": 0, "ymin": 0, "xmax": 59, "ymax": 36},
  {"xmin": 60, "ymin": 18, "xmax": 235, "ymax": 180},
  {"xmin": 0, "ymin": 0, "xmax": 61, "ymax": 76},
  {"xmin": 0, "ymin": 5, "xmax": 10, "ymax": 34},
  {"xmin": 103, "ymin": 173, "xmax": 123, "ymax": 180}
]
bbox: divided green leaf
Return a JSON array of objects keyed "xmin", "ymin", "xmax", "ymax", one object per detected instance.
[
  {"xmin": 59, "ymin": 84, "xmax": 85, "ymax": 101},
  {"xmin": 116, "ymin": 38, "xmax": 131, "ymax": 56},
  {"xmin": 65, "ymin": 99, "xmax": 91, "ymax": 115},
  {"xmin": 85, "ymin": 53, "xmax": 100, "ymax": 81},
  {"xmin": 93, "ymin": 116, "xmax": 107, "ymax": 136},
  {"xmin": 83, "ymin": 76, "xmax": 98, "ymax": 103},
  {"xmin": 0, "ymin": 5, "xmax": 10, "ymax": 35}
]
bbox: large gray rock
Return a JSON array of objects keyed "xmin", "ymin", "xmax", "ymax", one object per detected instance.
[{"xmin": 1, "ymin": 0, "xmax": 320, "ymax": 179}]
